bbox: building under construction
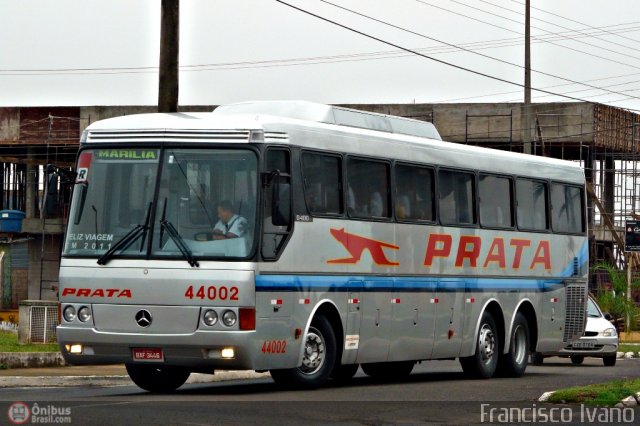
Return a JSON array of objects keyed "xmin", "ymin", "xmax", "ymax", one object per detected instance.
[{"xmin": 0, "ymin": 101, "xmax": 637, "ymax": 309}]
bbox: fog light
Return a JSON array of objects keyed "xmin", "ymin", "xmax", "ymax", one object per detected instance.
[
  {"xmin": 222, "ymin": 310, "xmax": 237, "ymax": 327},
  {"xmin": 78, "ymin": 306, "xmax": 92, "ymax": 322},
  {"xmin": 221, "ymin": 348, "xmax": 235, "ymax": 359},
  {"xmin": 66, "ymin": 344, "xmax": 83, "ymax": 354},
  {"xmin": 203, "ymin": 309, "xmax": 218, "ymax": 326},
  {"xmin": 63, "ymin": 306, "xmax": 76, "ymax": 322}
]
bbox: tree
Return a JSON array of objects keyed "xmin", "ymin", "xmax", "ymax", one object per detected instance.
[{"xmin": 592, "ymin": 261, "xmax": 640, "ymax": 331}]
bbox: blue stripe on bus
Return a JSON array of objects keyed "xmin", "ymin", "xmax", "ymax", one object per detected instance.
[
  {"xmin": 255, "ymin": 274, "xmax": 567, "ymax": 293},
  {"xmin": 256, "ymin": 240, "xmax": 588, "ymax": 293}
]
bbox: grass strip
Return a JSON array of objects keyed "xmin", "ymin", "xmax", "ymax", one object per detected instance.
[
  {"xmin": 0, "ymin": 332, "xmax": 59, "ymax": 353},
  {"xmin": 547, "ymin": 378, "xmax": 640, "ymax": 407}
]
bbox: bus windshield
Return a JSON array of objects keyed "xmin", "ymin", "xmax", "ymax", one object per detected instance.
[{"xmin": 63, "ymin": 148, "xmax": 258, "ymax": 260}]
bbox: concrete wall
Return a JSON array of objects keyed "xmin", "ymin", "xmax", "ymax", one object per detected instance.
[
  {"xmin": 80, "ymin": 105, "xmax": 215, "ymax": 132},
  {"xmin": 340, "ymin": 102, "xmax": 595, "ymax": 144},
  {"xmin": 0, "ymin": 108, "xmax": 20, "ymax": 142}
]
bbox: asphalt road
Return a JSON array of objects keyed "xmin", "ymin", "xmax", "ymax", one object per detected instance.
[{"xmin": 1, "ymin": 358, "xmax": 639, "ymax": 425}]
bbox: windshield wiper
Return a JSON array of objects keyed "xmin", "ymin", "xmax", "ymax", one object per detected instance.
[
  {"xmin": 160, "ymin": 219, "xmax": 200, "ymax": 267},
  {"xmin": 97, "ymin": 203, "xmax": 152, "ymax": 265}
]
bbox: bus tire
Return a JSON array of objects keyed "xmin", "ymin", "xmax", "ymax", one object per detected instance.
[
  {"xmin": 361, "ymin": 361, "xmax": 414, "ymax": 379},
  {"xmin": 331, "ymin": 364, "xmax": 359, "ymax": 382},
  {"xmin": 270, "ymin": 314, "xmax": 336, "ymax": 389},
  {"xmin": 603, "ymin": 355, "xmax": 616, "ymax": 366},
  {"xmin": 497, "ymin": 312, "xmax": 530, "ymax": 377},
  {"xmin": 570, "ymin": 355, "xmax": 584, "ymax": 365},
  {"xmin": 530, "ymin": 352, "xmax": 544, "ymax": 365},
  {"xmin": 459, "ymin": 311, "xmax": 499, "ymax": 379},
  {"xmin": 125, "ymin": 364, "xmax": 190, "ymax": 393}
]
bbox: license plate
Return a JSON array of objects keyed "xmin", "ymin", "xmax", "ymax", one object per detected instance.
[
  {"xmin": 132, "ymin": 348, "xmax": 164, "ymax": 362},
  {"xmin": 572, "ymin": 340, "xmax": 595, "ymax": 349}
]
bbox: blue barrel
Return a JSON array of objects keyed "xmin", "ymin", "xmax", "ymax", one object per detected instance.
[{"xmin": 0, "ymin": 210, "xmax": 25, "ymax": 232}]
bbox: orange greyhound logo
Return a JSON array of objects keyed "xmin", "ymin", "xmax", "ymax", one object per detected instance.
[{"xmin": 327, "ymin": 228, "xmax": 400, "ymax": 266}]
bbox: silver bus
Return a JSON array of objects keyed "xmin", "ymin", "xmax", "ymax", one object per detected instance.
[{"xmin": 58, "ymin": 101, "xmax": 588, "ymax": 391}]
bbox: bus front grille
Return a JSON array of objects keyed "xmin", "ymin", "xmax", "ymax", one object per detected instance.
[{"xmin": 563, "ymin": 284, "xmax": 587, "ymax": 343}]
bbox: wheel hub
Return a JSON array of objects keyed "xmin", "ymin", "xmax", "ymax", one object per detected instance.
[
  {"xmin": 479, "ymin": 324, "xmax": 495, "ymax": 364},
  {"xmin": 300, "ymin": 327, "xmax": 325, "ymax": 375}
]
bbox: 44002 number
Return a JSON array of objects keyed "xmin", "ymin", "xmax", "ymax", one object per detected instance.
[
  {"xmin": 261, "ymin": 339, "xmax": 287, "ymax": 354},
  {"xmin": 184, "ymin": 285, "xmax": 239, "ymax": 301}
]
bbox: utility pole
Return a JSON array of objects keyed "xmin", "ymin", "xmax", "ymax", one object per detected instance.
[
  {"xmin": 523, "ymin": 0, "xmax": 532, "ymax": 154},
  {"xmin": 158, "ymin": 0, "xmax": 180, "ymax": 113}
]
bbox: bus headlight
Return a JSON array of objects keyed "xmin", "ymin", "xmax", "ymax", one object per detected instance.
[
  {"xmin": 63, "ymin": 306, "xmax": 76, "ymax": 322},
  {"xmin": 78, "ymin": 306, "xmax": 92, "ymax": 322},
  {"xmin": 222, "ymin": 310, "xmax": 237, "ymax": 327},
  {"xmin": 203, "ymin": 309, "xmax": 218, "ymax": 326}
]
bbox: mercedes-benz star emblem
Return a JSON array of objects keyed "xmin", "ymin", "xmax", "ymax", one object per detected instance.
[{"xmin": 135, "ymin": 309, "xmax": 152, "ymax": 328}]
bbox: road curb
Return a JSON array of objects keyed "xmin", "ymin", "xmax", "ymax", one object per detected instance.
[
  {"xmin": 0, "ymin": 352, "xmax": 65, "ymax": 369},
  {"xmin": 0, "ymin": 370, "xmax": 270, "ymax": 388}
]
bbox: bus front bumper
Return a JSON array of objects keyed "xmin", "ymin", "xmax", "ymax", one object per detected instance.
[{"xmin": 57, "ymin": 326, "xmax": 268, "ymax": 371}]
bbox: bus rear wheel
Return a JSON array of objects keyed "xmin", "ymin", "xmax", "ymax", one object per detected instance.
[
  {"xmin": 331, "ymin": 364, "xmax": 359, "ymax": 382},
  {"xmin": 497, "ymin": 312, "xmax": 530, "ymax": 377},
  {"xmin": 460, "ymin": 311, "xmax": 499, "ymax": 379},
  {"xmin": 270, "ymin": 314, "xmax": 336, "ymax": 389},
  {"xmin": 125, "ymin": 364, "xmax": 190, "ymax": 393},
  {"xmin": 361, "ymin": 361, "xmax": 414, "ymax": 379}
]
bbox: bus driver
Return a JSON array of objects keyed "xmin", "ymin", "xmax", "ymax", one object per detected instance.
[{"xmin": 212, "ymin": 200, "xmax": 247, "ymax": 240}]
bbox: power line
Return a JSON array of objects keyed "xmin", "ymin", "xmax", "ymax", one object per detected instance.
[
  {"xmin": 274, "ymin": 1, "xmax": 605, "ymax": 103},
  {"xmin": 478, "ymin": 0, "xmax": 640, "ymax": 57},
  {"xmin": 432, "ymin": 71, "xmax": 640, "ymax": 103},
  {"xmin": 1, "ymin": 22, "xmax": 639, "ymax": 75},
  {"xmin": 317, "ymin": 0, "xmax": 640, "ymax": 102},
  {"xmin": 511, "ymin": 0, "xmax": 640, "ymax": 46},
  {"xmin": 416, "ymin": 0, "xmax": 640, "ymax": 71}
]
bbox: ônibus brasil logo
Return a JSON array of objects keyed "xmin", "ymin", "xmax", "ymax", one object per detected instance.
[{"xmin": 7, "ymin": 402, "xmax": 30, "ymax": 424}]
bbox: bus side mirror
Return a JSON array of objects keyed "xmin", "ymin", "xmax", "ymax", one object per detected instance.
[
  {"xmin": 272, "ymin": 181, "xmax": 291, "ymax": 227},
  {"xmin": 604, "ymin": 312, "xmax": 612, "ymax": 321},
  {"xmin": 73, "ymin": 183, "xmax": 88, "ymax": 225}
]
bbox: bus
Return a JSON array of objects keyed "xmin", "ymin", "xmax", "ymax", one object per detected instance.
[{"xmin": 58, "ymin": 101, "xmax": 588, "ymax": 391}]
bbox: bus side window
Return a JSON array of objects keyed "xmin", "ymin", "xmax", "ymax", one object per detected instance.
[
  {"xmin": 302, "ymin": 152, "xmax": 343, "ymax": 215},
  {"xmin": 262, "ymin": 148, "xmax": 292, "ymax": 260},
  {"xmin": 347, "ymin": 157, "xmax": 390, "ymax": 219},
  {"xmin": 479, "ymin": 174, "xmax": 513, "ymax": 228},
  {"xmin": 550, "ymin": 183, "xmax": 584, "ymax": 234},
  {"xmin": 516, "ymin": 178, "xmax": 548, "ymax": 231},
  {"xmin": 395, "ymin": 163, "xmax": 434, "ymax": 221},
  {"xmin": 438, "ymin": 169, "xmax": 476, "ymax": 226}
]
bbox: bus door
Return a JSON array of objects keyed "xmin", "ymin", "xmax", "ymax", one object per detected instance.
[
  {"xmin": 341, "ymin": 282, "xmax": 363, "ymax": 365},
  {"xmin": 537, "ymin": 280, "xmax": 567, "ymax": 352},
  {"xmin": 388, "ymin": 278, "xmax": 436, "ymax": 362},
  {"xmin": 430, "ymin": 279, "xmax": 465, "ymax": 359},
  {"xmin": 355, "ymin": 278, "xmax": 393, "ymax": 363}
]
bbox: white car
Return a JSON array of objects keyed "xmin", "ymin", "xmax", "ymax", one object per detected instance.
[{"xmin": 532, "ymin": 296, "xmax": 618, "ymax": 366}]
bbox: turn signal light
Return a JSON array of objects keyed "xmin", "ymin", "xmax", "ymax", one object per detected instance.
[{"xmin": 239, "ymin": 308, "xmax": 256, "ymax": 330}]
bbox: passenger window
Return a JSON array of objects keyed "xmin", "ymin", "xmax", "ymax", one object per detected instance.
[
  {"xmin": 516, "ymin": 179, "xmax": 548, "ymax": 231},
  {"xmin": 346, "ymin": 158, "xmax": 390, "ymax": 219},
  {"xmin": 438, "ymin": 170, "xmax": 475, "ymax": 225},
  {"xmin": 395, "ymin": 164, "xmax": 434, "ymax": 221},
  {"xmin": 479, "ymin": 174, "xmax": 513, "ymax": 228},
  {"xmin": 551, "ymin": 183, "xmax": 584, "ymax": 234},
  {"xmin": 302, "ymin": 153, "xmax": 343, "ymax": 215}
]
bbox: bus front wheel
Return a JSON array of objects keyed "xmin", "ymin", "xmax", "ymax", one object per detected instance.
[
  {"xmin": 270, "ymin": 314, "xmax": 337, "ymax": 389},
  {"xmin": 460, "ymin": 311, "xmax": 499, "ymax": 379},
  {"xmin": 125, "ymin": 364, "xmax": 190, "ymax": 393}
]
